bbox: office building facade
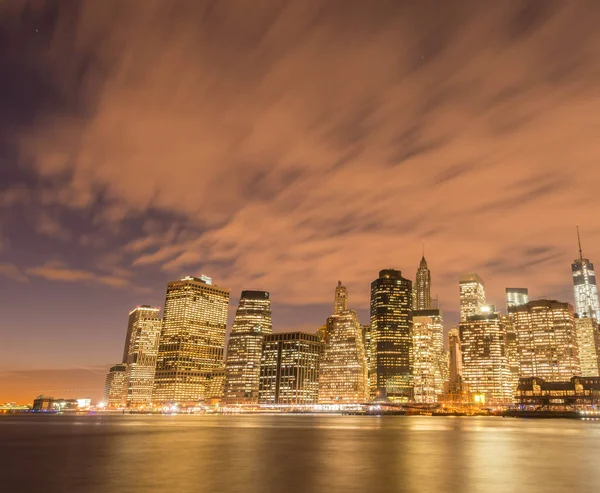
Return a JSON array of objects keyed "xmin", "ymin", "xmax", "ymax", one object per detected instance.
[
  {"xmin": 370, "ymin": 269, "xmax": 413, "ymax": 401},
  {"xmin": 259, "ymin": 332, "xmax": 322, "ymax": 405},
  {"xmin": 574, "ymin": 317, "xmax": 600, "ymax": 377},
  {"xmin": 459, "ymin": 313, "xmax": 512, "ymax": 403},
  {"xmin": 510, "ymin": 300, "xmax": 580, "ymax": 382},
  {"xmin": 103, "ymin": 364, "xmax": 127, "ymax": 409},
  {"xmin": 319, "ymin": 283, "xmax": 368, "ymax": 403},
  {"xmin": 224, "ymin": 291, "xmax": 272, "ymax": 404},
  {"xmin": 412, "ymin": 309, "xmax": 445, "ymax": 403},
  {"xmin": 459, "ymin": 274, "xmax": 486, "ymax": 322},
  {"xmin": 123, "ymin": 306, "xmax": 162, "ymax": 408},
  {"xmin": 153, "ymin": 276, "xmax": 230, "ymax": 406},
  {"xmin": 505, "ymin": 288, "xmax": 529, "ymax": 310}
]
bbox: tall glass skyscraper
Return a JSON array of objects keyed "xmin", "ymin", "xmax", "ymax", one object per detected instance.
[
  {"xmin": 153, "ymin": 275, "xmax": 230, "ymax": 406},
  {"xmin": 574, "ymin": 317, "xmax": 600, "ymax": 377},
  {"xmin": 224, "ymin": 290, "xmax": 272, "ymax": 404},
  {"xmin": 415, "ymin": 256, "xmax": 432, "ymax": 310},
  {"xmin": 319, "ymin": 282, "xmax": 368, "ymax": 404},
  {"xmin": 572, "ymin": 228, "xmax": 600, "ymax": 319},
  {"xmin": 123, "ymin": 306, "xmax": 162, "ymax": 408},
  {"xmin": 370, "ymin": 269, "xmax": 413, "ymax": 401},
  {"xmin": 459, "ymin": 274, "xmax": 486, "ymax": 322}
]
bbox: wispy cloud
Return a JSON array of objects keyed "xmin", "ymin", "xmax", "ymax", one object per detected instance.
[
  {"xmin": 4, "ymin": 0, "xmax": 600, "ymax": 314},
  {"xmin": 0, "ymin": 263, "xmax": 28, "ymax": 283}
]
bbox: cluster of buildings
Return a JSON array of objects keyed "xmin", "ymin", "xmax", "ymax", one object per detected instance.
[{"xmin": 102, "ymin": 232, "xmax": 600, "ymax": 410}]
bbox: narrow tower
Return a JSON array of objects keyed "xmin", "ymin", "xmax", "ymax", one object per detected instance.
[
  {"xmin": 334, "ymin": 281, "xmax": 348, "ymax": 315},
  {"xmin": 572, "ymin": 227, "xmax": 600, "ymax": 319},
  {"xmin": 415, "ymin": 255, "xmax": 432, "ymax": 310}
]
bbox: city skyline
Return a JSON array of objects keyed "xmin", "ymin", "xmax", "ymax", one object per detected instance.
[{"xmin": 2, "ymin": 1, "xmax": 600, "ymax": 405}]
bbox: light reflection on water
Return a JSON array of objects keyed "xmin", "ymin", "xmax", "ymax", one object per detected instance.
[{"xmin": 1, "ymin": 415, "xmax": 599, "ymax": 493}]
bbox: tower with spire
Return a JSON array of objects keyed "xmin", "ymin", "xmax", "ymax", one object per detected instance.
[
  {"xmin": 334, "ymin": 280, "xmax": 348, "ymax": 315},
  {"xmin": 572, "ymin": 226, "xmax": 600, "ymax": 319},
  {"xmin": 415, "ymin": 252, "xmax": 432, "ymax": 310}
]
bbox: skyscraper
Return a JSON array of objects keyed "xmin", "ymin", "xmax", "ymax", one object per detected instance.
[
  {"xmin": 370, "ymin": 269, "xmax": 413, "ymax": 401},
  {"xmin": 334, "ymin": 281, "xmax": 348, "ymax": 315},
  {"xmin": 153, "ymin": 275, "xmax": 230, "ymax": 406},
  {"xmin": 123, "ymin": 306, "xmax": 162, "ymax": 408},
  {"xmin": 415, "ymin": 256, "xmax": 432, "ymax": 310},
  {"xmin": 103, "ymin": 364, "xmax": 127, "ymax": 409},
  {"xmin": 510, "ymin": 300, "xmax": 580, "ymax": 382},
  {"xmin": 319, "ymin": 282, "xmax": 368, "ymax": 404},
  {"xmin": 574, "ymin": 317, "xmax": 600, "ymax": 377},
  {"xmin": 459, "ymin": 274, "xmax": 486, "ymax": 322},
  {"xmin": 447, "ymin": 327, "xmax": 463, "ymax": 395},
  {"xmin": 459, "ymin": 312, "xmax": 512, "ymax": 404},
  {"xmin": 224, "ymin": 290, "xmax": 272, "ymax": 404},
  {"xmin": 259, "ymin": 332, "xmax": 322, "ymax": 405},
  {"xmin": 412, "ymin": 309, "xmax": 444, "ymax": 403},
  {"xmin": 505, "ymin": 288, "xmax": 529, "ymax": 310},
  {"xmin": 572, "ymin": 227, "xmax": 600, "ymax": 319}
]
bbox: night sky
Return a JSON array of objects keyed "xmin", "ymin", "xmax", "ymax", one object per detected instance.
[{"xmin": 1, "ymin": 0, "xmax": 599, "ymax": 403}]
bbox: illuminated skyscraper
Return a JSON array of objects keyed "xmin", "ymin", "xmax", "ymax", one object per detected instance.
[
  {"xmin": 415, "ymin": 256, "xmax": 432, "ymax": 310},
  {"xmin": 370, "ymin": 269, "xmax": 413, "ymax": 401},
  {"xmin": 334, "ymin": 281, "xmax": 348, "ymax": 315},
  {"xmin": 259, "ymin": 332, "xmax": 322, "ymax": 405},
  {"xmin": 447, "ymin": 327, "xmax": 463, "ymax": 395},
  {"xmin": 412, "ymin": 309, "xmax": 444, "ymax": 403},
  {"xmin": 510, "ymin": 300, "xmax": 580, "ymax": 382},
  {"xmin": 459, "ymin": 312, "xmax": 512, "ymax": 403},
  {"xmin": 505, "ymin": 288, "xmax": 529, "ymax": 310},
  {"xmin": 153, "ymin": 275, "xmax": 230, "ymax": 406},
  {"xmin": 361, "ymin": 324, "xmax": 371, "ymax": 373},
  {"xmin": 459, "ymin": 274, "xmax": 486, "ymax": 322},
  {"xmin": 502, "ymin": 314, "xmax": 521, "ymax": 397},
  {"xmin": 103, "ymin": 364, "xmax": 127, "ymax": 409},
  {"xmin": 123, "ymin": 306, "xmax": 162, "ymax": 408},
  {"xmin": 572, "ymin": 227, "xmax": 600, "ymax": 319},
  {"xmin": 224, "ymin": 291, "xmax": 272, "ymax": 404},
  {"xmin": 574, "ymin": 317, "xmax": 600, "ymax": 377},
  {"xmin": 319, "ymin": 283, "xmax": 368, "ymax": 404}
]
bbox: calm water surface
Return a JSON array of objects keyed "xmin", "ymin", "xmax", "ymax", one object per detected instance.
[{"xmin": 1, "ymin": 414, "xmax": 599, "ymax": 493}]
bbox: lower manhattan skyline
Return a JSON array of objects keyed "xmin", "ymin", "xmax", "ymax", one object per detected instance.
[{"xmin": 2, "ymin": 1, "xmax": 600, "ymax": 405}]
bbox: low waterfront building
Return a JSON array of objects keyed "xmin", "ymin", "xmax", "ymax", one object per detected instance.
[{"xmin": 516, "ymin": 376, "xmax": 600, "ymax": 409}]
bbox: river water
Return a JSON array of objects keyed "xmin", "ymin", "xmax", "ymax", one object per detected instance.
[{"xmin": 1, "ymin": 414, "xmax": 599, "ymax": 493}]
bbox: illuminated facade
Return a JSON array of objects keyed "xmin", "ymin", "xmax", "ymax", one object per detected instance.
[
  {"xmin": 574, "ymin": 317, "xmax": 599, "ymax": 377},
  {"xmin": 103, "ymin": 364, "xmax": 127, "ymax": 408},
  {"xmin": 259, "ymin": 332, "xmax": 322, "ymax": 405},
  {"xmin": 361, "ymin": 324, "xmax": 371, "ymax": 373},
  {"xmin": 459, "ymin": 274, "xmax": 486, "ymax": 322},
  {"xmin": 505, "ymin": 288, "xmax": 529, "ymax": 310},
  {"xmin": 319, "ymin": 283, "xmax": 368, "ymax": 403},
  {"xmin": 448, "ymin": 327, "xmax": 463, "ymax": 394},
  {"xmin": 370, "ymin": 269, "xmax": 413, "ymax": 401},
  {"xmin": 123, "ymin": 306, "xmax": 162, "ymax": 408},
  {"xmin": 459, "ymin": 313, "xmax": 512, "ymax": 403},
  {"xmin": 415, "ymin": 256, "xmax": 432, "ymax": 310},
  {"xmin": 572, "ymin": 228, "xmax": 600, "ymax": 319},
  {"xmin": 224, "ymin": 291, "xmax": 272, "ymax": 404},
  {"xmin": 510, "ymin": 300, "xmax": 580, "ymax": 382},
  {"xmin": 153, "ymin": 276, "xmax": 230, "ymax": 406},
  {"xmin": 412, "ymin": 309, "xmax": 444, "ymax": 402},
  {"xmin": 502, "ymin": 314, "xmax": 521, "ymax": 397}
]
